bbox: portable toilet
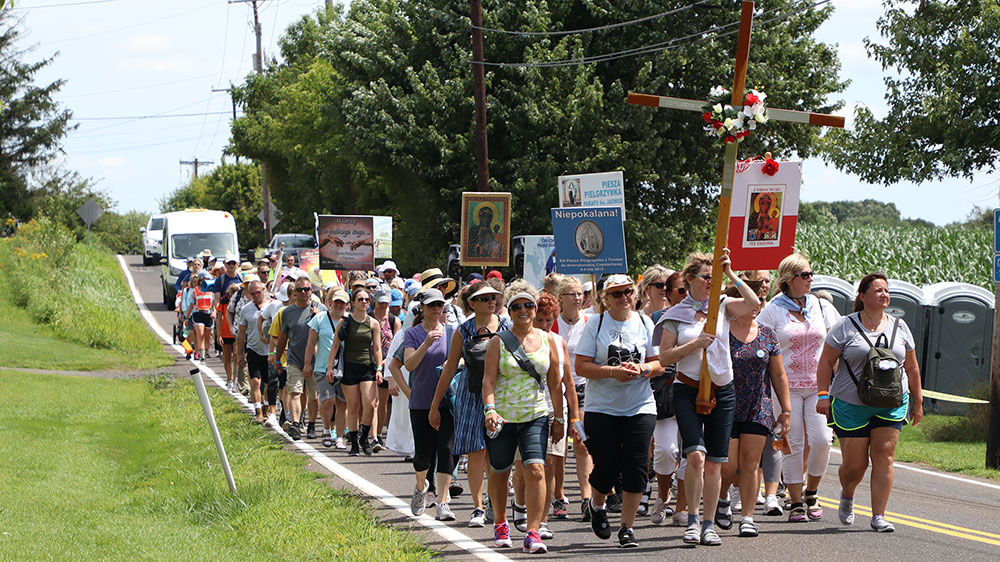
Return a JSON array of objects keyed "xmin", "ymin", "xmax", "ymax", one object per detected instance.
[
  {"xmin": 922, "ymin": 282, "xmax": 994, "ymax": 414},
  {"xmin": 886, "ymin": 280, "xmax": 929, "ymax": 375},
  {"xmin": 810, "ymin": 275, "xmax": 856, "ymax": 316}
]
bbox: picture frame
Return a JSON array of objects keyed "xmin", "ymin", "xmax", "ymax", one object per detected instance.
[{"xmin": 460, "ymin": 192, "xmax": 512, "ymax": 267}]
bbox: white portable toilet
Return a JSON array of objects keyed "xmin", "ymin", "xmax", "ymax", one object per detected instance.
[
  {"xmin": 886, "ymin": 279, "xmax": 929, "ymax": 375},
  {"xmin": 922, "ymin": 282, "xmax": 995, "ymax": 414},
  {"xmin": 810, "ymin": 275, "xmax": 856, "ymax": 316}
]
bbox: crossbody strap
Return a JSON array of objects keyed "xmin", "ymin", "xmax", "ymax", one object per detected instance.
[{"xmin": 498, "ymin": 330, "xmax": 544, "ymax": 387}]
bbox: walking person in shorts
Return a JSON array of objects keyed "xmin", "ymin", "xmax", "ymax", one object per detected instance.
[{"xmin": 272, "ymin": 276, "xmax": 326, "ymax": 440}]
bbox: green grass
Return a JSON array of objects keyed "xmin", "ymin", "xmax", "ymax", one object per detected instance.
[
  {"xmin": 0, "ymin": 218, "xmax": 172, "ymax": 370},
  {"xmin": 0, "ymin": 371, "xmax": 434, "ymax": 561},
  {"xmin": 895, "ymin": 414, "xmax": 1000, "ymax": 481}
]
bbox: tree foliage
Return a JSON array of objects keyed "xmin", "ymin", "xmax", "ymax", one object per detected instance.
[
  {"xmin": 230, "ymin": 0, "xmax": 846, "ymax": 273},
  {"xmin": 799, "ymin": 199, "xmax": 937, "ymax": 228},
  {"xmin": 160, "ymin": 162, "xmax": 266, "ymax": 249},
  {"xmin": 825, "ymin": 0, "xmax": 1000, "ymax": 183},
  {"xmin": 0, "ymin": 12, "xmax": 74, "ymax": 221}
]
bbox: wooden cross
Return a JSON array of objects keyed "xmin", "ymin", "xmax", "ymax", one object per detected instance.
[{"xmin": 627, "ymin": 1, "xmax": 845, "ymax": 413}]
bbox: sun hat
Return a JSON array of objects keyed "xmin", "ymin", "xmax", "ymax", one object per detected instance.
[
  {"xmin": 239, "ymin": 261, "xmax": 253, "ymax": 271},
  {"xmin": 241, "ymin": 273, "xmax": 261, "ymax": 286},
  {"xmin": 420, "ymin": 288, "xmax": 446, "ymax": 305},
  {"xmin": 469, "ymin": 285, "xmax": 501, "ymax": 301},
  {"xmin": 582, "ymin": 281, "xmax": 593, "ymax": 292},
  {"xmin": 379, "ymin": 260, "xmax": 400, "ymax": 275},
  {"xmin": 419, "ymin": 267, "xmax": 458, "ymax": 299},
  {"xmin": 405, "ymin": 279, "xmax": 421, "ymax": 296},
  {"xmin": 390, "ymin": 289, "xmax": 404, "ymax": 307},
  {"xmin": 603, "ymin": 274, "xmax": 634, "ymax": 292}
]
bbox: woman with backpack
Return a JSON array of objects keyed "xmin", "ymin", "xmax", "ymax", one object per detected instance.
[
  {"xmin": 428, "ymin": 282, "xmax": 510, "ymax": 528},
  {"xmin": 757, "ymin": 254, "xmax": 841, "ymax": 521},
  {"xmin": 326, "ymin": 288, "xmax": 383, "ymax": 456},
  {"xmin": 816, "ymin": 272, "xmax": 923, "ymax": 533}
]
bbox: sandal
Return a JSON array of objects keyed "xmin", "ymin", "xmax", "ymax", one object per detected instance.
[
  {"xmin": 322, "ymin": 435, "xmax": 334, "ymax": 448},
  {"xmin": 714, "ymin": 499, "xmax": 733, "ymax": 530},
  {"xmin": 739, "ymin": 519, "xmax": 759, "ymax": 537},
  {"xmin": 682, "ymin": 523, "xmax": 700, "ymax": 546},
  {"xmin": 788, "ymin": 502, "xmax": 807, "ymax": 523},
  {"xmin": 804, "ymin": 491, "xmax": 823, "ymax": 520},
  {"xmin": 700, "ymin": 526, "xmax": 722, "ymax": 546}
]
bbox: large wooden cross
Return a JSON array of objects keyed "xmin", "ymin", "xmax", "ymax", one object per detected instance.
[{"xmin": 627, "ymin": 1, "xmax": 845, "ymax": 413}]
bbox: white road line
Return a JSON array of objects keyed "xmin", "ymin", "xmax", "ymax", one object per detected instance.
[
  {"xmin": 116, "ymin": 256, "xmax": 513, "ymax": 562},
  {"xmin": 828, "ymin": 447, "xmax": 1000, "ymax": 491}
]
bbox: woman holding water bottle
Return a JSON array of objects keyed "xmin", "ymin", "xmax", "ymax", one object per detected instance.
[
  {"xmin": 717, "ymin": 275, "xmax": 791, "ymax": 537},
  {"xmin": 482, "ymin": 281, "xmax": 563, "ymax": 553}
]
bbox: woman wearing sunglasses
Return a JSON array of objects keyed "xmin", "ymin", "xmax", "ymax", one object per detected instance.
[
  {"xmin": 637, "ymin": 265, "xmax": 672, "ymax": 319},
  {"xmin": 482, "ymin": 281, "xmax": 563, "ymax": 553},
  {"xmin": 575, "ymin": 274, "xmax": 664, "ymax": 548},
  {"xmin": 428, "ymin": 283, "xmax": 511, "ymax": 527},
  {"xmin": 757, "ymin": 253, "xmax": 840, "ymax": 521},
  {"xmin": 658, "ymin": 251, "xmax": 760, "ymax": 547},
  {"xmin": 326, "ymin": 288, "xmax": 383, "ymax": 457}
]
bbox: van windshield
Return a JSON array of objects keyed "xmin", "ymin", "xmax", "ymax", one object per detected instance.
[
  {"xmin": 149, "ymin": 218, "xmax": 165, "ymax": 230},
  {"xmin": 171, "ymin": 233, "xmax": 235, "ymax": 260}
]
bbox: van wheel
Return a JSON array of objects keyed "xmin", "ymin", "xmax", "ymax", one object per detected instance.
[
  {"xmin": 142, "ymin": 255, "xmax": 152, "ymax": 266},
  {"xmin": 163, "ymin": 285, "xmax": 172, "ymax": 306}
]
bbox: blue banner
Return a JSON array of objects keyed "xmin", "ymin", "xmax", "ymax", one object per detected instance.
[{"xmin": 551, "ymin": 206, "xmax": 627, "ymax": 275}]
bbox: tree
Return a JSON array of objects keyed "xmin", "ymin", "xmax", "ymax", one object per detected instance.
[
  {"xmin": 825, "ymin": 0, "xmax": 1000, "ymax": 183},
  {"xmin": 0, "ymin": 13, "xmax": 74, "ymax": 220},
  {"xmin": 231, "ymin": 0, "xmax": 846, "ymax": 273},
  {"xmin": 160, "ymin": 162, "xmax": 266, "ymax": 249}
]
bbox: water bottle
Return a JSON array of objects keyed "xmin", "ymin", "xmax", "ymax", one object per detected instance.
[
  {"xmin": 486, "ymin": 417, "xmax": 504, "ymax": 439},
  {"xmin": 772, "ymin": 423, "xmax": 787, "ymax": 452}
]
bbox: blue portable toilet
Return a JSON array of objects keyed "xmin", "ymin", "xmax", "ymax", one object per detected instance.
[
  {"xmin": 922, "ymin": 283, "xmax": 994, "ymax": 414},
  {"xmin": 810, "ymin": 275, "xmax": 856, "ymax": 316}
]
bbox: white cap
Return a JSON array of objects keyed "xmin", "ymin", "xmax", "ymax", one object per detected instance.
[{"xmin": 277, "ymin": 281, "xmax": 291, "ymax": 302}]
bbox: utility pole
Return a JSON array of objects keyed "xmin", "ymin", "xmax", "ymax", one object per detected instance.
[
  {"xmin": 232, "ymin": 0, "xmax": 274, "ymax": 241},
  {"xmin": 211, "ymin": 87, "xmax": 239, "ymax": 164},
  {"xmin": 180, "ymin": 158, "xmax": 214, "ymax": 179},
  {"xmin": 470, "ymin": 0, "xmax": 489, "ymax": 192}
]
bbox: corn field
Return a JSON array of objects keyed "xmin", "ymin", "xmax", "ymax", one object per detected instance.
[{"xmin": 795, "ymin": 224, "xmax": 991, "ymax": 289}]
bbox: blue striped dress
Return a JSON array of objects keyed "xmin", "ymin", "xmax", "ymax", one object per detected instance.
[{"xmin": 452, "ymin": 315, "xmax": 511, "ymax": 455}]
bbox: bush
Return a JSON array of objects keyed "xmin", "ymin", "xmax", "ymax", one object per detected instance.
[{"xmin": 0, "ymin": 217, "xmax": 168, "ymax": 363}]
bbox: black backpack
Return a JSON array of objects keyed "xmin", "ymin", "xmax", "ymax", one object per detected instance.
[
  {"xmin": 464, "ymin": 329, "xmax": 494, "ymax": 394},
  {"xmin": 844, "ymin": 315, "xmax": 904, "ymax": 408}
]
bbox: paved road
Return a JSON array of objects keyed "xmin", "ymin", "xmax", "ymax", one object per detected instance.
[{"xmin": 121, "ymin": 255, "xmax": 1000, "ymax": 561}]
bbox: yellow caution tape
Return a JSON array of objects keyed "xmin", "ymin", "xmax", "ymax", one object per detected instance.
[{"xmin": 922, "ymin": 389, "xmax": 989, "ymax": 404}]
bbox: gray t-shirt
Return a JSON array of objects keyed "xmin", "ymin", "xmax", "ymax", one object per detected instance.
[
  {"xmin": 825, "ymin": 312, "xmax": 914, "ymax": 406},
  {"xmin": 575, "ymin": 312, "xmax": 657, "ymax": 417},
  {"xmin": 239, "ymin": 301, "xmax": 268, "ymax": 356},
  {"xmin": 280, "ymin": 302, "xmax": 327, "ymax": 369}
]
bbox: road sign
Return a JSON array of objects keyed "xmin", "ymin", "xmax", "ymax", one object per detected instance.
[
  {"xmin": 993, "ymin": 255, "xmax": 1000, "ymax": 285},
  {"xmin": 994, "ymin": 209, "xmax": 1000, "ymax": 253},
  {"xmin": 76, "ymin": 198, "xmax": 104, "ymax": 226},
  {"xmin": 257, "ymin": 202, "xmax": 282, "ymax": 227}
]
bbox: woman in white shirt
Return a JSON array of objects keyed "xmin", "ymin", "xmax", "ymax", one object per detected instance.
[{"xmin": 658, "ymin": 251, "xmax": 759, "ymax": 547}]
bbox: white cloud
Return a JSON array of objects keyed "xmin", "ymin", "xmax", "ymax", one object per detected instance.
[{"xmin": 121, "ymin": 34, "xmax": 171, "ymax": 53}]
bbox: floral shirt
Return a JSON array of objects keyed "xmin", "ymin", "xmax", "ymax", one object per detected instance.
[
  {"xmin": 758, "ymin": 299, "xmax": 840, "ymax": 389},
  {"xmin": 730, "ymin": 325, "xmax": 781, "ymax": 429},
  {"xmin": 495, "ymin": 331, "xmax": 550, "ymax": 423}
]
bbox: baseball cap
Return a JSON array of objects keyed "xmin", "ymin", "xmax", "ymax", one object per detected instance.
[
  {"xmin": 224, "ymin": 254, "xmax": 239, "ymax": 264},
  {"xmin": 466, "ymin": 272, "xmax": 484, "ymax": 284},
  {"xmin": 374, "ymin": 285, "xmax": 392, "ymax": 304},
  {"xmin": 486, "ymin": 270, "xmax": 503, "ymax": 281},
  {"xmin": 420, "ymin": 288, "xmax": 446, "ymax": 305},
  {"xmin": 390, "ymin": 289, "xmax": 403, "ymax": 307},
  {"xmin": 330, "ymin": 289, "xmax": 350, "ymax": 304},
  {"xmin": 277, "ymin": 281, "xmax": 291, "ymax": 302}
]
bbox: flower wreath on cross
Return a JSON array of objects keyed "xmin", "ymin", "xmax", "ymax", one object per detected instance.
[{"xmin": 702, "ymin": 85, "xmax": 768, "ymax": 145}]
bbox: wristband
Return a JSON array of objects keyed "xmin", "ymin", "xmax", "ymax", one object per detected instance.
[
  {"xmin": 570, "ymin": 418, "xmax": 581, "ymax": 423},
  {"xmin": 268, "ymin": 351, "xmax": 275, "ymax": 355},
  {"xmin": 734, "ymin": 279, "xmax": 744, "ymax": 288},
  {"xmin": 817, "ymin": 390, "xmax": 829, "ymax": 397},
  {"xmin": 483, "ymin": 404, "xmax": 496, "ymax": 413},
  {"xmin": 817, "ymin": 395, "xmax": 830, "ymax": 401}
]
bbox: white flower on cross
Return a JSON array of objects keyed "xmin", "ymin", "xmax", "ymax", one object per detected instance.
[{"xmin": 710, "ymin": 85, "xmax": 729, "ymax": 97}]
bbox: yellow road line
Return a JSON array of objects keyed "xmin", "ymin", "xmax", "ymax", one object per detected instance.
[{"xmin": 817, "ymin": 497, "xmax": 1000, "ymax": 546}]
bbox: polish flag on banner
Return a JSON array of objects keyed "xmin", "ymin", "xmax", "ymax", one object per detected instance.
[{"xmin": 726, "ymin": 160, "xmax": 801, "ymax": 271}]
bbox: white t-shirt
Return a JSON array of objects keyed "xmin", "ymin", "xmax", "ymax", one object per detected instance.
[
  {"xmin": 555, "ymin": 314, "xmax": 588, "ymax": 385},
  {"xmin": 662, "ymin": 298, "xmax": 733, "ymax": 386},
  {"xmin": 238, "ymin": 300, "xmax": 269, "ymax": 356},
  {"xmin": 575, "ymin": 311, "xmax": 657, "ymax": 417}
]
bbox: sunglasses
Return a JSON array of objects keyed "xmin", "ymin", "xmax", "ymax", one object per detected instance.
[
  {"xmin": 649, "ymin": 282, "xmax": 667, "ymax": 289},
  {"xmin": 693, "ymin": 274, "xmax": 711, "ymax": 281},
  {"xmin": 355, "ymin": 297, "xmax": 371, "ymax": 302},
  {"xmin": 474, "ymin": 294, "xmax": 497, "ymax": 303},
  {"xmin": 294, "ymin": 287, "xmax": 312, "ymax": 293},
  {"xmin": 607, "ymin": 288, "xmax": 634, "ymax": 299},
  {"xmin": 795, "ymin": 271, "xmax": 814, "ymax": 280},
  {"xmin": 675, "ymin": 286, "xmax": 687, "ymax": 295},
  {"xmin": 424, "ymin": 301, "xmax": 445, "ymax": 308},
  {"xmin": 508, "ymin": 301, "xmax": 536, "ymax": 312}
]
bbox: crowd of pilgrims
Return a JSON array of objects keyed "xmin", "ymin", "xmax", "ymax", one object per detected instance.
[{"xmin": 176, "ymin": 249, "xmax": 922, "ymax": 552}]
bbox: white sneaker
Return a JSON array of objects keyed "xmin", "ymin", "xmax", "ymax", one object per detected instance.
[
  {"xmin": 672, "ymin": 511, "xmax": 687, "ymax": 527},
  {"xmin": 651, "ymin": 498, "xmax": 670, "ymax": 525},
  {"xmin": 435, "ymin": 502, "xmax": 456, "ymax": 521},
  {"xmin": 756, "ymin": 492, "xmax": 766, "ymax": 506},
  {"xmin": 764, "ymin": 494, "xmax": 783, "ymax": 516},
  {"xmin": 539, "ymin": 522, "xmax": 553, "ymax": 539},
  {"xmin": 335, "ymin": 437, "xmax": 346, "ymax": 449},
  {"xmin": 731, "ymin": 488, "xmax": 742, "ymax": 513}
]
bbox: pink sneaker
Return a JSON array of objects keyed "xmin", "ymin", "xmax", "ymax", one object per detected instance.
[
  {"xmin": 522, "ymin": 530, "xmax": 547, "ymax": 554},
  {"xmin": 494, "ymin": 521, "xmax": 512, "ymax": 548}
]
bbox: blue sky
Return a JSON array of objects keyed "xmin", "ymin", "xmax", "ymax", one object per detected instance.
[{"xmin": 13, "ymin": 0, "xmax": 996, "ymax": 224}]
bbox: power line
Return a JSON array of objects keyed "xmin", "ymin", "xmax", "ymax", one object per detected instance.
[
  {"xmin": 471, "ymin": 1, "xmax": 708, "ymax": 37},
  {"xmin": 472, "ymin": 0, "xmax": 830, "ymax": 68},
  {"xmin": 71, "ymin": 111, "xmax": 234, "ymax": 121},
  {"xmin": 43, "ymin": 2, "xmax": 217, "ymax": 44},
  {"xmin": 10, "ymin": 0, "xmax": 120, "ymax": 9}
]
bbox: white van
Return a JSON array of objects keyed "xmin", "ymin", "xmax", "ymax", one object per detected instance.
[
  {"xmin": 160, "ymin": 209, "xmax": 239, "ymax": 305},
  {"xmin": 140, "ymin": 214, "xmax": 165, "ymax": 266}
]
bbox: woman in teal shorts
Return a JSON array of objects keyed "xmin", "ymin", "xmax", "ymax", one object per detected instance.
[{"xmin": 815, "ymin": 273, "xmax": 923, "ymax": 533}]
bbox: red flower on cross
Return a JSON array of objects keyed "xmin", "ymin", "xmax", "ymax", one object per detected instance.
[{"xmin": 762, "ymin": 158, "xmax": 780, "ymax": 176}]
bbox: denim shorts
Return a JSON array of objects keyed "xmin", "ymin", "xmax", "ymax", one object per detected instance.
[
  {"xmin": 484, "ymin": 415, "xmax": 548, "ymax": 472},
  {"xmin": 673, "ymin": 381, "xmax": 736, "ymax": 463}
]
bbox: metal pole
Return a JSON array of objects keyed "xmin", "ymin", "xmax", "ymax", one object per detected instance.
[
  {"xmin": 470, "ymin": 0, "xmax": 490, "ymax": 192},
  {"xmin": 190, "ymin": 368, "xmax": 239, "ymax": 494},
  {"xmin": 987, "ymin": 286, "xmax": 1000, "ymax": 468}
]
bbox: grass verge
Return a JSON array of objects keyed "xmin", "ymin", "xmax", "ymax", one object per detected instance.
[
  {"xmin": 895, "ymin": 414, "xmax": 1000, "ymax": 481},
  {"xmin": 0, "ymin": 371, "xmax": 434, "ymax": 561},
  {"xmin": 0, "ymin": 218, "xmax": 171, "ymax": 370}
]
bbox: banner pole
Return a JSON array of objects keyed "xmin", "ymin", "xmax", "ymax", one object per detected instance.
[{"xmin": 190, "ymin": 368, "xmax": 239, "ymax": 495}]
